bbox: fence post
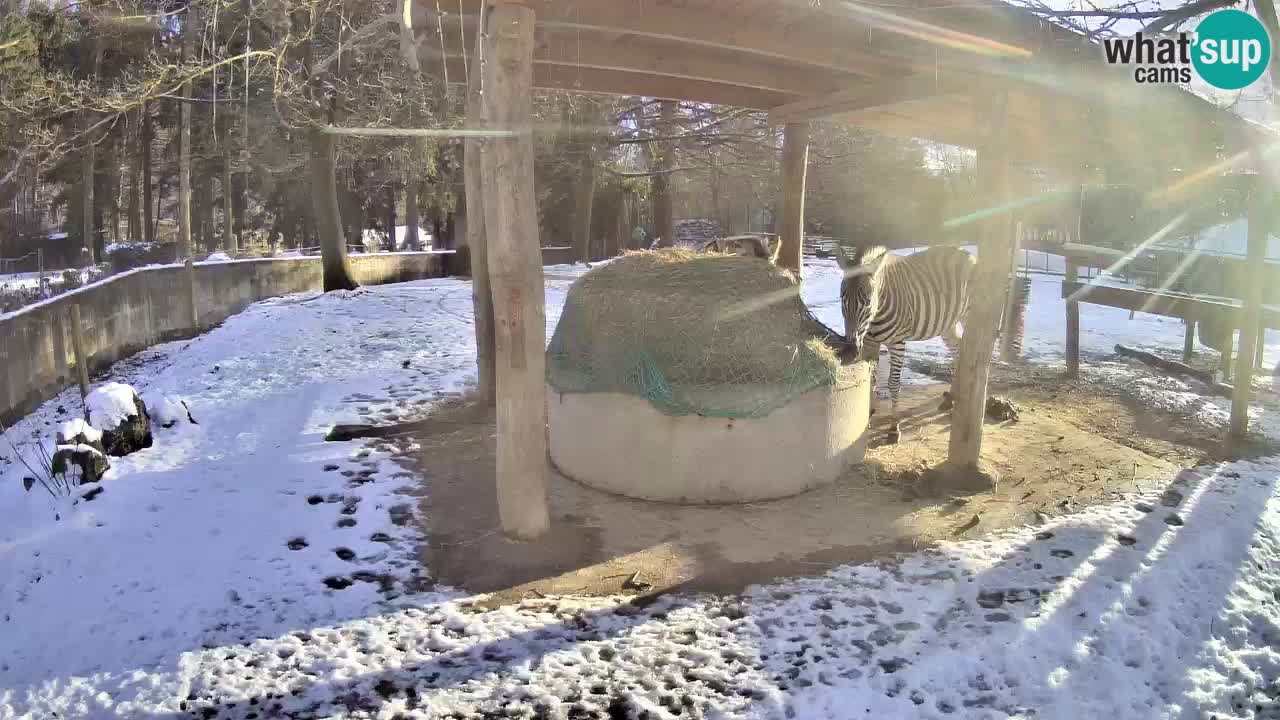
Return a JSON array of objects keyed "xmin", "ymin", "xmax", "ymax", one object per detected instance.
[
  {"xmin": 1065, "ymin": 257, "xmax": 1080, "ymax": 377},
  {"xmin": 68, "ymin": 304, "xmax": 90, "ymax": 408}
]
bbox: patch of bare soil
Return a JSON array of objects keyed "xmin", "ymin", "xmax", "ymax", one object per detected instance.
[
  {"xmin": 911, "ymin": 355, "xmax": 1280, "ymax": 464},
  {"xmin": 402, "ymin": 362, "xmax": 1235, "ymax": 607}
]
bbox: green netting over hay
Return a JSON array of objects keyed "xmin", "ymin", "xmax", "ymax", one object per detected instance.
[{"xmin": 546, "ymin": 249, "xmax": 848, "ymax": 419}]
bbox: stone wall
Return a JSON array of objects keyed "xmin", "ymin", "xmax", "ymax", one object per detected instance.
[{"xmin": 0, "ymin": 252, "xmax": 451, "ymax": 426}]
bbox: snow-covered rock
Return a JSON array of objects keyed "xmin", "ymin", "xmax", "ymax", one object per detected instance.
[
  {"xmin": 205, "ymin": 251, "xmax": 232, "ymax": 262},
  {"xmin": 85, "ymin": 382, "xmax": 152, "ymax": 456},
  {"xmin": 141, "ymin": 391, "xmax": 194, "ymax": 428},
  {"xmin": 55, "ymin": 418, "xmax": 103, "ymax": 448},
  {"xmin": 50, "ymin": 443, "xmax": 109, "ymax": 484}
]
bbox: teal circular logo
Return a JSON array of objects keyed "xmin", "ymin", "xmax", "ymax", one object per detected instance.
[{"xmin": 1192, "ymin": 10, "xmax": 1271, "ymax": 90}]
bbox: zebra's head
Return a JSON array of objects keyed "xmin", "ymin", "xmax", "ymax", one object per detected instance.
[{"xmin": 836, "ymin": 244, "xmax": 889, "ymax": 358}]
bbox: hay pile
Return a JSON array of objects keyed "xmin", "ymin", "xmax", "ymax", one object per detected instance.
[{"xmin": 546, "ymin": 249, "xmax": 850, "ymax": 419}]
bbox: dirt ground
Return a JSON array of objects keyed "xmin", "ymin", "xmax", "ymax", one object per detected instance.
[{"xmin": 400, "ymin": 365, "xmax": 1274, "ymax": 607}]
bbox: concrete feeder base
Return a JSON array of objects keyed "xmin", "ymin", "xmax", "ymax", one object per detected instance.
[{"xmin": 546, "ymin": 364, "xmax": 871, "ymax": 504}]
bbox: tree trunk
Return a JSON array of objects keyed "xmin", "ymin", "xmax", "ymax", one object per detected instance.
[
  {"xmin": 203, "ymin": 169, "xmax": 216, "ymax": 253},
  {"xmin": 154, "ymin": 175, "xmax": 166, "ymax": 244},
  {"xmin": 309, "ymin": 128, "xmax": 359, "ymax": 291},
  {"xmin": 479, "ymin": 2, "xmax": 548, "ymax": 539},
  {"xmin": 177, "ymin": 9, "xmax": 193, "ymax": 260},
  {"xmin": 128, "ymin": 129, "xmax": 142, "ymax": 243},
  {"xmin": 653, "ymin": 100, "xmax": 677, "ymax": 245},
  {"xmin": 385, "ymin": 183, "xmax": 397, "ymax": 250},
  {"xmin": 223, "ymin": 146, "xmax": 235, "ymax": 253},
  {"xmin": 111, "ymin": 161, "xmax": 121, "ymax": 246},
  {"xmin": 945, "ymin": 92, "xmax": 1012, "ymax": 489},
  {"xmin": 465, "ymin": 30, "xmax": 496, "ymax": 406},
  {"xmin": 79, "ymin": 36, "xmax": 100, "ymax": 265},
  {"xmin": 778, "ymin": 122, "xmax": 809, "ymax": 273},
  {"xmin": 571, "ymin": 146, "xmax": 596, "ymax": 262},
  {"xmin": 80, "ymin": 126, "xmax": 95, "ymax": 265},
  {"xmin": 404, "ymin": 178, "xmax": 419, "ymax": 251},
  {"xmin": 142, "ymin": 101, "xmax": 155, "ymax": 245}
]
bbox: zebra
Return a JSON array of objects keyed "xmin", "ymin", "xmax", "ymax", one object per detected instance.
[{"xmin": 835, "ymin": 244, "xmax": 976, "ymax": 419}]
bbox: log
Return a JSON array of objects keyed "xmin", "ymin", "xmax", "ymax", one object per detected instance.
[
  {"xmin": 480, "ymin": 1, "xmax": 550, "ymax": 540},
  {"xmin": 327, "ymin": 418, "xmax": 468, "ymax": 442},
  {"xmin": 1114, "ymin": 344, "xmax": 1233, "ymax": 398}
]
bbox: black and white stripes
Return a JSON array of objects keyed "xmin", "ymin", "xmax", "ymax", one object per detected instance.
[{"xmin": 837, "ymin": 245, "xmax": 976, "ymax": 415}]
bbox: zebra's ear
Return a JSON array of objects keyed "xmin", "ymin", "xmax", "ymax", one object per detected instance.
[{"xmin": 833, "ymin": 244, "xmax": 854, "ymax": 270}]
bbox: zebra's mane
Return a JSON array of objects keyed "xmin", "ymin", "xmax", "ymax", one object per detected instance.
[{"xmin": 834, "ymin": 243, "xmax": 890, "ymax": 278}]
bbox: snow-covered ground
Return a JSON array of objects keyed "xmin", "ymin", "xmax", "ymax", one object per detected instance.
[{"xmin": 1, "ymin": 258, "xmax": 1279, "ymax": 719}]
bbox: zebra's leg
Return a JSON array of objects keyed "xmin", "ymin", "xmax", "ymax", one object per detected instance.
[
  {"xmin": 888, "ymin": 341, "xmax": 906, "ymax": 418},
  {"xmin": 942, "ymin": 323, "xmax": 962, "ymax": 355}
]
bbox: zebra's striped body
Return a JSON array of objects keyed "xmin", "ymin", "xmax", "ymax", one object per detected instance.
[{"xmin": 837, "ymin": 245, "xmax": 976, "ymax": 415}]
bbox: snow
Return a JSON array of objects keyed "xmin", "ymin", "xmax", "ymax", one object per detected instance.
[
  {"xmin": 57, "ymin": 442, "xmax": 106, "ymax": 460},
  {"xmin": 1, "ymin": 257, "xmax": 1279, "ymax": 718},
  {"xmin": 1161, "ymin": 219, "xmax": 1280, "ymax": 261},
  {"xmin": 84, "ymin": 382, "xmax": 139, "ymax": 432},
  {"xmin": 205, "ymin": 251, "xmax": 232, "ymax": 262},
  {"xmin": 56, "ymin": 418, "xmax": 102, "ymax": 444},
  {"xmin": 139, "ymin": 390, "xmax": 190, "ymax": 427}
]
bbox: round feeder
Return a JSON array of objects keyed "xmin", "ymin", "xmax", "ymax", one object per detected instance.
[{"xmin": 545, "ymin": 250, "xmax": 871, "ymax": 504}]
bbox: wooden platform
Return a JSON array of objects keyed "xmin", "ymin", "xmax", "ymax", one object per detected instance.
[{"xmin": 1062, "ymin": 280, "xmax": 1280, "ymax": 328}]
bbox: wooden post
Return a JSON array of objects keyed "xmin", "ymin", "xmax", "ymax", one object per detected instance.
[
  {"xmin": 1230, "ymin": 184, "xmax": 1268, "ymax": 438},
  {"xmin": 945, "ymin": 93, "xmax": 1013, "ymax": 486},
  {"xmin": 1065, "ymin": 257, "xmax": 1080, "ymax": 377},
  {"xmin": 778, "ymin": 122, "xmax": 809, "ymax": 273},
  {"xmin": 1183, "ymin": 318, "xmax": 1195, "ymax": 362},
  {"xmin": 1255, "ymin": 316, "xmax": 1266, "ymax": 367},
  {"xmin": 480, "ymin": 1, "xmax": 549, "ymax": 540},
  {"xmin": 464, "ymin": 13, "xmax": 496, "ymax": 406},
  {"xmin": 1000, "ymin": 220, "xmax": 1024, "ymax": 361},
  {"xmin": 1220, "ymin": 324, "xmax": 1234, "ymax": 382},
  {"xmin": 68, "ymin": 304, "xmax": 90, "ymax": 405}
]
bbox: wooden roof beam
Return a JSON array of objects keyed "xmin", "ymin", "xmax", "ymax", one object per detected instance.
[
  {"xmin": 440, "ymin": 60, "xmax": 801, "ymax": 109},
  {"xmin": 768, "ymin": 73, "xmax": 966, "ymax": 125},
  {"xmin": 431, "ymin": 2, "xmax": 904, "ymax": 78},
  {"xmin": 427, "ymin": 27, "xmax": 855, "ymax": 98}
]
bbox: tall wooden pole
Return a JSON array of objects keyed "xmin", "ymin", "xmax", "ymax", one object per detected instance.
[
  {"xmin": 465, "ymin": 9, "xmax": 496, "ymax": 406},
  {"xmin": 778, "ymin": 122, "xmax": 809, "ymax": 273},
  {"xmin": 480, "ymin": 1, "xmax": 549, "ymax": 540},
  {"xmin": 1065, "ymin": 256, "xmax": 1080, "ymax": 377},
  {"xmin": 1230, "ymin": 180, "xmax": 1268, "ymax": 439},
  {"xmin": 945, "ymin": 92, "xmax": 1012, "ymax": 487},
  {"xmin": 1000, "ymin": 220, "xmax": 1024, "ymax": 361}
]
